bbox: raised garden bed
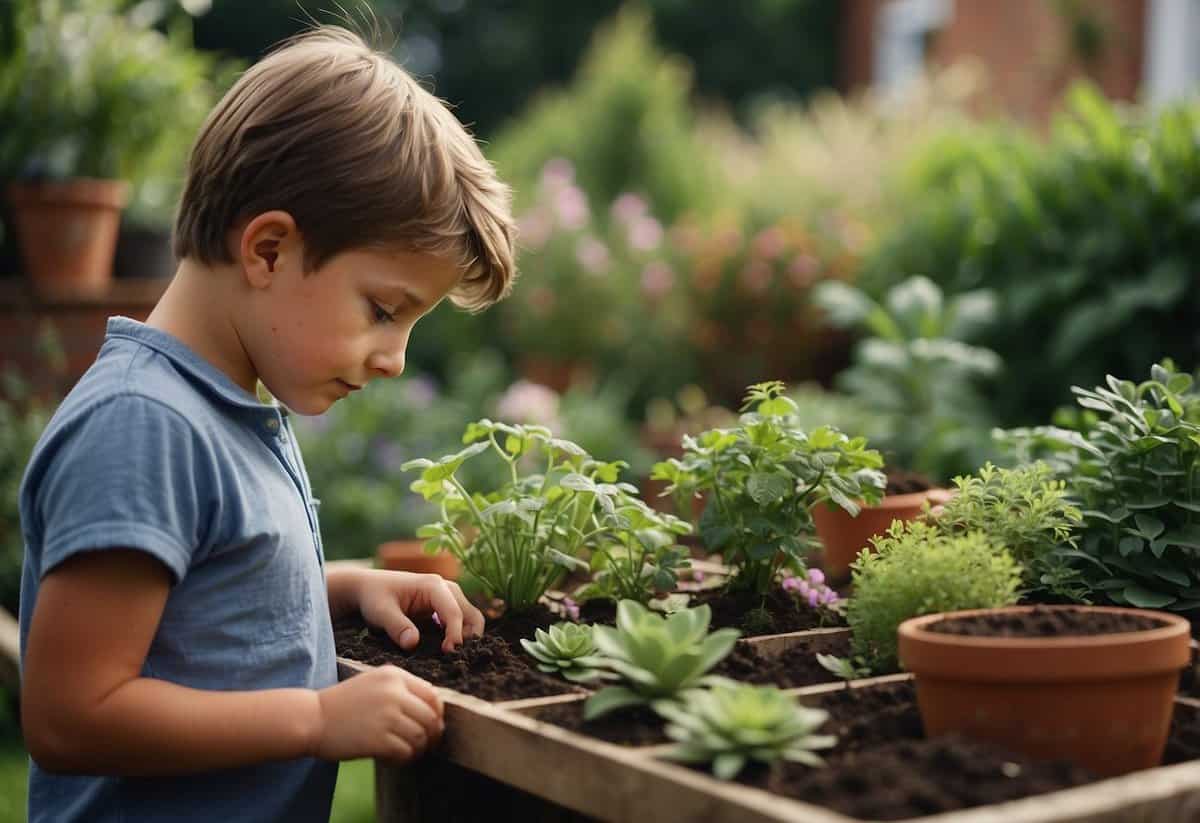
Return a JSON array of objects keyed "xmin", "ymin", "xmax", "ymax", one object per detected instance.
[{"xmin": 337, "ymin": 620, "xmax": 1200, "ymax": 822}]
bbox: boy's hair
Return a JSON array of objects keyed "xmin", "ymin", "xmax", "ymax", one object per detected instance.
[{"xmin": 174, "ymin": 26, "xmax": 516, "ymax": 311}]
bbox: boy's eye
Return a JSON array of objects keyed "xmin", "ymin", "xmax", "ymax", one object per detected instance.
[{"xmin": 370, "ymin": 300, "xmax": 396, "ymax": 324}]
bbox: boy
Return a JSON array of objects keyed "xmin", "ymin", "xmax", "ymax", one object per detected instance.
[{"xmin": 17, "ymin": 26, "xmax": 516, "ymax": 823}]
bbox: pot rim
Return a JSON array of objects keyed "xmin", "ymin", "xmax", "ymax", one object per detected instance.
[
  {"xmin": 815, "ymin": 486, "xmax": 951, "ymax": 512},
  {"xmin": 899, "ymin": 604, "xmax": 1189, "ymax": 649}
]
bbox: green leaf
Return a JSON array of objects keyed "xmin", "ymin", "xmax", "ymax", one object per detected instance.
[
  {"xmin": 1122, "ymin": 585, "xmax": 1176, "ymax": 608},
  {"xmin": 1155, "ymin": 567, "xmax": 1192, "ymax": 587},
  {"xmin": 747, "ymin": 472, "xmax": 791, "ymax": 505},
  {"xmin": 584, "ymin": 686, "xmax": 646, "ymax": 720},
  {"xmin": 713, "ymin": 752, "xmax": 747, "ymax": 780},
  {"xmin": 1118, "ymin": 536, "xmax": 1143, "ymax": 557},
  {"xmin": 1134, "ymin": 514, "xmax": 1165, "ymax": 539}
]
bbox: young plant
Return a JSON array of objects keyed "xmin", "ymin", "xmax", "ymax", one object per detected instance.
[
  {"xmin": 584, "ymin": 601, "xmax": 740, "ymax": 719},
  {"xmin": 781, "ymin": 567, "xmax": 841, "ymax": 624},
  {"xmin": 520, "ymin": 623, "xmax": 613, "ymax": 684},
  {"xmin": 934, "ymin": 462, "xmax": 1086, "ymax": 601},
  {"xmin": 1002, "ymin": 361, "xmax": 1200, "ymax": 610},
  {"xmin": 847, "ymin": 520, "xmax": 1022, "ymax": 672},
  {"xmin": 403, "ymin": 422, "xmax": 691, "ymax": 614},
  {"xmin": 651, "ymin": 381, "xmax": 886, "ymax": 594},
  {"xmin": 813, "ymin": 275, "xmax": 1002, "ymax": 480},
  {"xmin": 815, "ymin": 653, "xmax": 872, "ymax": 683},
  {"xmin": 653, "ymin": 683, "xmax": 835, "ymax": 779}
]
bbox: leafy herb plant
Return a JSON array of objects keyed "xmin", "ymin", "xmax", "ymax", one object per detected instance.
[
  {"xmin": 584, "ymin": 601, "xmax": 740, "ymax": 719},
  {"xmin": 1003, "ymin": 362, "xmax": 1200, "ymax": 610},
  {"xmin": 934, "ymin": 462, "xmax": 1086, "ymax": 601},
  {"xmin": 520, "ymin": 623, "xmax": 613, "ymax": 684},
  {"xmin": 651, "ymin": 381, "xmax": 886, "ymax": 594},
  {"xmin": 653, "ymin": 683, "xmax": 835, "ymax": 779},
  {"xmin": 405, "ymin": 419, "xmax": 686, "ymax": 613},
  {"xmin": 847, "ymin": 520, "xmax": 1022, "ymax": 672}
]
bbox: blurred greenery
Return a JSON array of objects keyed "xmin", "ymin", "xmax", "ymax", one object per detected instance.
[
  {"xmin": 0, "ymin": 0, "xmax": 241, "ymax": 225},
  {"xmin": 863, "ymin": 85, "xmax": 1200, "ymax": 426},
  {"xmin": 192, "ymin": 0, "xmax": 838, "ymax": 139}
]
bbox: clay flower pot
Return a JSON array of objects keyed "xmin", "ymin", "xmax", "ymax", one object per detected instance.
[
  {"xmin": 7, "ymin": 178, "xmax": 129, "ymax": 298},
  {"xmin": 376, "ymin": 539, "xmax": 460, "ymax": 579},
  {"xmin": 812, "ymin": 487, "xmax": 952, "ymax": 582},
  {"xmin": 898, "ymin": 605, "xmax": 1191, "ymax": 777}
]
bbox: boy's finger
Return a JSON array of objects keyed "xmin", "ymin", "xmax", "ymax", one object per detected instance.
[
  {"xmin": 427, "ymin": 584, "xmax": 465, "ymax": 651},
  {"xmin": 379, "ymin": 605, "xmax": 420, "ymax": 650},
  {"xmin": 449, "ymin": 581, "xmax": 485, "ymax": 638},
  {"xmin": 399, "ymin": 669, "xmax": 443, "ymax": 716}
]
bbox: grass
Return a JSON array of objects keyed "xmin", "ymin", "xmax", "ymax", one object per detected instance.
[{"xmin": 0, "ymin": 741, "xmax": 377, "ymax": 823}]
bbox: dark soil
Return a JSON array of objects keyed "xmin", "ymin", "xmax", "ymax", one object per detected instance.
[
  {"xmin": 532, "ymin": 700, "xmax": 669, "ymax": 746},
  {"xmin": 884, "ymin": 467, "xmax": 934, "ymax": 496},
  {"xmin": 713, "ymin": 633, "xmax": 851, "ymax": 688},
  {"xmin": 694, "ymin": 588, "xmax": 847, "ymax": 635},
  {"xmin": 926, "ymin": 606, "xmax": 1166, "ymax": 638},
  {"xmin": 333, "ymin": 614, "xmax": 582, "ymax": 702}
]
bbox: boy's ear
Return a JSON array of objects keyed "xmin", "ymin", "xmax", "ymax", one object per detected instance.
[{"xmin": 237, "ymin": 210, "xmax": 301, "ymax": 288}]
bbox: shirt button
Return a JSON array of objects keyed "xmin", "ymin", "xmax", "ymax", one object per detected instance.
[{"xmin": 265, "ymin": 418, "xmax": 280, "ymax": 433}]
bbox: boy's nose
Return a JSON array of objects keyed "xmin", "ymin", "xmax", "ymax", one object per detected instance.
[{"xmin": 367, "ymin": 347, "xmax": 406, "ymax": 379}]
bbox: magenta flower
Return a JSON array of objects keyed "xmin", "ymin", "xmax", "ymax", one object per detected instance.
[
  {"xmin": 562, "ymin": 597, "xmax": 580, "ymax": 622},
  {"xmin": 807, "ymin": 568, "xmax": 826, "ymax": 586}
]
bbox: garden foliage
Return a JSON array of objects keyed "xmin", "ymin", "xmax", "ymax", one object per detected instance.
[
  {"xmin": 934, "ymin": 463, "xmax": 1086, "ymax": 601},
  {"xmin": 813, "ymin": 275, "xmax": 1001, "ymax": 481},
  {"xmin": 847, "ymin": 520, "xmax": 1022, "ymax": 672},
  {"xmin": 1003, "ymin": 362, "xmax": 1200, "ymax": 610},
  {"xmin": 654, "ymin": 683, "xmax": 834, "ymax": 779},
  {"xmin": 405, "ymin": 420, "xmax": 689, "ymax": 612},
  {"xmin": 652, "ymin": 382, "xmax": 885, "ymax": 594},
  {"xmin": 865, "ymin": 86, "xmax": 1200, "ymax": 425},
  {"xmin": 584, "ymin": 600, "xmax": 739, "ymax": 719},
  {"xmin": 520, "ymin": 622, "xmax": 612, "ymax": 684}
]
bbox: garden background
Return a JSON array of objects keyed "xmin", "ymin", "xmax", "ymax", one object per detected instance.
[{"xmin": 2, "ymin": 0, "xmax": 1199, "ymax": 819}]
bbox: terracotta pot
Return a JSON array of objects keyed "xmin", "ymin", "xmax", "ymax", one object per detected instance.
[
  {"xmin": 898, "ymin": 605, "xmax": 1191, "ymax": 777},
  {"xmin": 812, "ymin": 487, "xmax": 952, "ymax": 582},
  {"xmin": 7, "ymin": 178, "xmax": 130, "ymax": 298},
  {"xmin": 376, "ymin": 539, "xmax": 460, "ymax": 579}
]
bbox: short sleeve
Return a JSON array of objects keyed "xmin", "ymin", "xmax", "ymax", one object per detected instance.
[{"xmin": 27, "ymin": 394, "xmax": 213, "ymax": 584}]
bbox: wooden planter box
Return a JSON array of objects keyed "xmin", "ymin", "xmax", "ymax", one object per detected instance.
[{"xmin": 337, "ymin": 625, "xmax": 1200, "ymax": 823}]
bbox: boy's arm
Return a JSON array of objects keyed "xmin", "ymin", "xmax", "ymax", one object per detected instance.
[{"xmin": 23, "ymin": 550, "xmax": 443, "ymax": 775}]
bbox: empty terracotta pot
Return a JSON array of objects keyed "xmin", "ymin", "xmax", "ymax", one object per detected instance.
[
  {"xmin": 812, "ymin": 488, "xmax": 952, "ymax": 582},
  {"xmin": 898, "ymin": 605, "xmax": 1191, "ymax": 776},
  {"xmin": 376, "ymin": 539, "xmax": 460, "ymax": 579}
]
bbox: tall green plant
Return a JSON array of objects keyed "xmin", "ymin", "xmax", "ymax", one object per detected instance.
[
  {"xmin": 651, "ymin": 381, "xmax": 885, "ymax": 594},
  {"xmin": 405, "ymin": 419, "xmax": 688, "ymax": 612},
  {"xmin": 813, "ymin": 275, "xmax": 1002, "ymax": 481},
  {"xmin": 1003, "ymin": 362, "xmax": 1200, "ymax": 610}
]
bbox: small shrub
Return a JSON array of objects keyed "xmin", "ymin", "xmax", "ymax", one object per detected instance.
[
  {"xmin": 935, "ymin": 462, "xmax": 1085, "ymax": 601},
  {"xmin": 847, "ymin": 520, "xmax": 1022, "ymax": 672}
]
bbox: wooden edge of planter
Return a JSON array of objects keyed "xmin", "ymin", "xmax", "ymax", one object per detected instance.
[
  {"xmin": 741, "ymin": 626, "xmax": 851, "ymax": 658},
  {"xmin": 1175, "ymin": 695, "xmax": 1200, "ymax": 710},
  {"xmin": 0, "ymin": 606, "xmax": 18, "ymax": 693},
  {"xmin": 434, "ymin": 689, "xmax": 859, "ymax": 823},
  {"xmin": 786, "ymin": 671, "xmax": 913, "ymax": 698},
  {"xmin": 494, "ymin": 692, "xmax": 588, "ymax": 711}
]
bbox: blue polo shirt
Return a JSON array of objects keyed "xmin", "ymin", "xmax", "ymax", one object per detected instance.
[{"xmin": 18, "ymin": 317, "xmax": 339, "ymax": 823}]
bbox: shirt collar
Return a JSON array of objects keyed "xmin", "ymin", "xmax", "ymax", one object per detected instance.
[{"xmin": 105, "ymin": 316, "xmax": 284, "ymax": 415}]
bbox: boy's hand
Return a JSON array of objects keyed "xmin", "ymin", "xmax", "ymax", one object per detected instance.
[
  {"xmin": 357, "ymin": 571, "xmax": 485, "ymax": 653},
  {"xmin": 314, "ymin": 666, "xmax": 443, "ymax": 762}
]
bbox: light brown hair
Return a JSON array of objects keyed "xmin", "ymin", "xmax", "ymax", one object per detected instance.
[{"xmin": 173, "ymin": 26, "xmax": 516, "ymax": 311}]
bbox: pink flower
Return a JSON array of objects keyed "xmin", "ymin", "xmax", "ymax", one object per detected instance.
[
  {"xmin": 628, "ymin": 216, "xmax": 663, "ymax": 251},
  {"xmin": 541, "ymin": 158, "xmax": 575, "ymax": 188},
  {"xmin": 576, "ymin": 236, "xmax": 611, "ymax": 274},
  {"xmin": 806, "ymin": 589, "xmax": 820, "ymax": 608},
  {"xmin": 611, "ymin": 192, "xmax": 649, "ymax": 224},
  {"xmin": 751, "ymin": 227, "xmax": 787, "ymax": 260},
  {"xmin": 495, "ymin": 379, "xmax": 561, "ymax": 427},
  {"xmin": 562, "ymin": 597, "xmax": 580, "ymax": 622},
  {"xmin": 518, "ymin": 209, "xmax": 553, "ymax": 251},
  {"xmin": 807, "ymin": 568, "xmax": 826, "ymax": 585},
  {"xmin": 693, "ymin": 570, "xmax": 705, "ymax": 583},
  {"xmin": 640, "ymin": 262, "xmax": 675, "ymax": 299},
  {"xmin": 788, "ymin": 254, "xmax": 820, "ymax": 288},
  {"xmin": 781, "ymin": 576, "xmax": 801, "ymax": 593},
  {"xmin": 554, "ymin": 185, "xmax": 590, "ymax": 231}
]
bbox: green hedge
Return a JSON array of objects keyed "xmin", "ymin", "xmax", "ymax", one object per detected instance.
[{"xmin": 862, "ymin": 86, "xmax": 1200, "ymax": 425}]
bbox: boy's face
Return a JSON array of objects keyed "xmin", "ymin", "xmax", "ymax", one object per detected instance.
[{"xmin": 243, "ymin": 247, "xmax": 461, "ymax": 415}]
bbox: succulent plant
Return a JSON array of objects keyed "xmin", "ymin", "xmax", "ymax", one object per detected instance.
[
  {"xmin": 653, "ymin": 683, "xmax": 836, "ymax": 779},
  {"xmin": 520, "ymin": 622, "xmax": 613, "ymax": 684},
  {"xmin": 584, "ymin": 600, "xmax": 740, "ymax": 720}
]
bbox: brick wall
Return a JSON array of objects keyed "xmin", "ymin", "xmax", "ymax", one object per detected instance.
[
  {"xmin": 0, "ymin": 278, "xmax": 167, "ymax": 396},
  {"xmin": 841, "ymin": 0, "xmax": 1148, "ymax": 126}
]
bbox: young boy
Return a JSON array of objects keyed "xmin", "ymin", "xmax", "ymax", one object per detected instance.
[{"xmin": 17, "ymin": 26, "xmax": 516, "ymax": 823}]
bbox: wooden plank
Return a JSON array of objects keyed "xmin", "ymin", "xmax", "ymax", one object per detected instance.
[
  {"xmin": 0, "ymin": 607, "xmax": 19, "ymax": 693},
  {"xmin": 742, "ymin": 627, "xmax": 851, "ymax": 658}
]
